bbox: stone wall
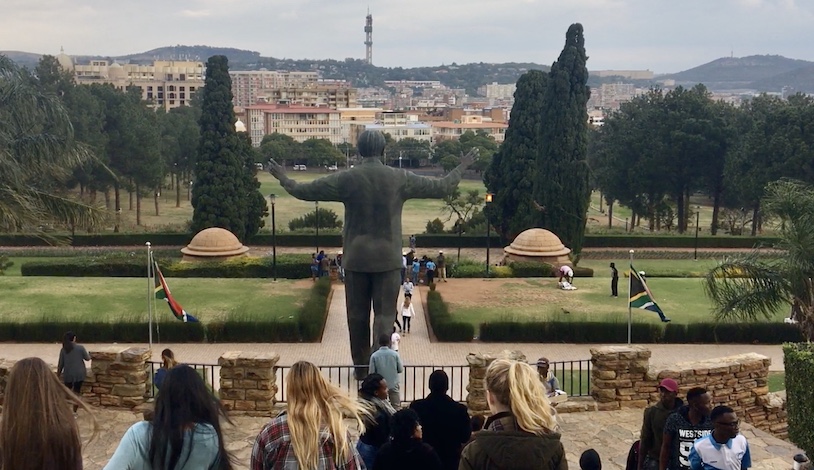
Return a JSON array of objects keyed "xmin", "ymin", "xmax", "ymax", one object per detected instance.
[
  {"xmin": 466, "ymin": 350, "xmax": 526, "ymax": 416},
  {"xmin": 590, "ymin": 346, "xmax": 788, "ymax": 439},
  {"xmin": 219, "ymin": 351, "xmax": 279, "ymax": 417},
  {"xmin": 84, "ymin": 346, "xmax": 151, "ymax": 408}
]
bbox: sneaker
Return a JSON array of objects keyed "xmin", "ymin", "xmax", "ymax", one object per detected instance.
[{"xmin": 662, "ymin": 318, "xmax": 672, "ymax": 323}]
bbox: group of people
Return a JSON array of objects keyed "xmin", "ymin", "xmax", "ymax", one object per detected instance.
[
  {"xmin": 635, "ymin": 378, "xmax": 751, "ymax": 470},
  {"xmin": 310, "ymin": 250, "xmax": 344, "ymax": 281},
  {"xmin": 402, "ymin": 249, "xmax": 447, "ymax": 285}
]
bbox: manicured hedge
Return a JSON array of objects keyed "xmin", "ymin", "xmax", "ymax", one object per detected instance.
[
  {"xmin": 0, "ymin": 232, "xmax": 343, "ymax": 247},
  {"xmin": 21, "ymin": 254, "xmax": 314, "ymax": 279},
  {"xmin": 0, "ymin": 278, "xmax": 333, "ymax": 342},
  {"xmin": 784, "ymin": 343, "xmax": 814, "ymax": 458},
  {"xmin": 448, "ymin": 261, "xmax": 594, "ymax": 279},
  {"xmin": 426, "ymin": 290, "xmax": 475, "ymax": 342},
  {"xmin": 478, "ymin": 320, "xmax": 801, "ymax": 344}
]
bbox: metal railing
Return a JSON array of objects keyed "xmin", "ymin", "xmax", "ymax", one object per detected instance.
[
  {"xmin": 147, "ymin": 361, "xmax": 219, "ymax": 398},
  {"xmin": 146, "ymin": 359, "xmax": 591, "ymax": 403}
]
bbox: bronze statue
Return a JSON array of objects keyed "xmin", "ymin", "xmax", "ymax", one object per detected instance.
[{"xmin": 269, "ymin": 130, "xmax": 475, "ymax": 375}]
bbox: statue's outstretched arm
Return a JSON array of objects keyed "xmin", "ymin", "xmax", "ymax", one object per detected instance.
[
  {"xmin": 268, "ymin": 159, "xmax": 343, "ymax": 202},
  {"xmin": 403, "ymin": 148, "xmax": 478, "ymax": 199}
]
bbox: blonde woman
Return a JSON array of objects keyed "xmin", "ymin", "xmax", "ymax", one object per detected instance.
[
  {"xmin": 459, "ymin": 359, "xmax": 566, "ymax": 470},
  {"xmin": 1, "ymin": 357, "xmax": 98, "ymax": 470},
  {"xmin": 401, "ymin": 296, "xmax": 415, "ymax": 334},
  {"xmin": 251, "ymin": 361, "xmax": 368, "ymax": 470}
]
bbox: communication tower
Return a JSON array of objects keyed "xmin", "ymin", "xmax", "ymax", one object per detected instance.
[{"xmin": 364, "ymin": 11, "xmax": 373, "ymax": 65}]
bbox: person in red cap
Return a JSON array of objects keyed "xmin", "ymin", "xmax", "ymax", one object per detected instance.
[{"xmin": 638, "ymin": 378, "xmax": 683, "ymax": 470}]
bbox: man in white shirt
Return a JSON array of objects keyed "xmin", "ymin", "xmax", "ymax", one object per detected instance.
[
  {"xmin": 689, "ymin": 405, "xmax": 751, "ymax": 470},
  {"xmin": 403, "ymin": 279, "xmax": 415, "ymax": 299}
]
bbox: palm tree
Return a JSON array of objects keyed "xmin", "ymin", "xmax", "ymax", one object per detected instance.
[
  {"xmin": 704, "ymin": 179, "xmax": 814, "ymax": 340},
  {"xmin": 0, "ymin": 55, "xmax": 106, "ymax": 234}
]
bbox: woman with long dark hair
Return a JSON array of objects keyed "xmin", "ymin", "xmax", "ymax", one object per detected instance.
[
  {"xmin": 356, "ymin": 373, "xmax": 396, "ymax": 468},
  {"xmin": 0, "ymin": 357, "xmax": 98, "ymax": 470},
  {"xmin": 104, "ymin": 365, "xmax": 234, "ymax": 469},
  {"xmin": 57, "ymin": 331, "xmax": 90, "ymax": 413}
]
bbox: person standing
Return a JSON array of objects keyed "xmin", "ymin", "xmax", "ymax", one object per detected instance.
[
  {"xmin": 401, "ymin": 297, "xmax": 415, "ymax": 333},
  {"xmin": 374, "ymin": 409, "xmax": 443, "ymax": 470},
  {"xmin": 426, "ymin": 258, "xmax": 437, "ymax": 285},
  {"xmin": 401, "ymin": 252, "xmax": 407, "ymax": 284},
  {"xmin": 357, "ymin": 374, "xmax": 396, "ymax": 469},
  {"xmin": 320, "ymin": 253, "xmax": 330, "ymax": 278},
  {"xmin": 403, "ymin": 278, "xmax": 415, "ymax": 299},
  {"xmin": 409, "ymin": 370, "xmax": 471, "ymax": 470},
  {"xmin": 661, "ymin": 387, "xmax": 713, "ymax": 470},
  {"xmin": 610, "ymin": 262, "xmax": 619, "ymax": 297},
  {"xmin": 369, "ymin": 333, "xmax": 404, "ymax": 408},
  {"xmin": 337, "ymin": 250, "xmax": 345, "ymax": 282},
  {"xmin": 412, "ymin": 258, "xmax": 421, "ymax": 284},
  {"xmin": 57, "ymin": 331, "xmax": 90, "ymax": 413},
  {"xmin": 410, "ymin": 234, "xmax": 417, "ymax": 250},
  {"xmin": 639, "ymin": 379, "xmax": 683, "ymax": 470},
  {"xmin": 310, "ymin": 253, "xmax": 319, "ymax": 282},
  {"xmin": 437, "ymin": 251, "xmax": 447, "ymax": 282},
  {"xmin": 689, "ymin": 406, "xmax": 751, "ymax": 470},
  {"xmin": 460, "ymin": 359, "xmax": 566, "ymax": 470},
  {"xmin": 391, "ymin": 327, "xmax": 401, "ymax": 352}
]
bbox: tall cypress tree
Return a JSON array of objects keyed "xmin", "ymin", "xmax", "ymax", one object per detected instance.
[
  {"xmin": 192, "ymin": 55, "xmax": 254, "ymax": 240},
  {"xmin": 238, "ymin": 132, "xmax": 268, "ymax": 239},
  {"xmin": 531, "ymin": 23, "xmax": 591, "ymax": 254},
  {"xmin": 483, "ymin": 70, "xmax": 547, "ymax": 242}
]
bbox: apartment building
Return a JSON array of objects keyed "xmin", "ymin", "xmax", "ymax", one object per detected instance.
[
  {"xmin": 477, "ymin": 82, "xmax": 517, "ymax": 100},
  {"xmin": 431, "ymin": 115, "xmax": 507, "ymax": 143},
  {"xmin": 71, "ymin": 58, "xmax": 204, "ymax": 110},
  {"xmin": 245, "ymin": 104, "xmax": 342, "ymax": 147},
  {"xmin": 230, "ymin": 70, "xmax": 319, "ymax": 107},
  {"xmin": 338, "ymin": 107, "xmax": 382, "ymax": 142},
  {"xmin": 257, "ymin": 86, "xmax": 357, "ymax": 108}
]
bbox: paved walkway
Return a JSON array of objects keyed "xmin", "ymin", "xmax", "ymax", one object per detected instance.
[{"xmin": 79, "ymin": 405, "xmax": 800, "ymax": 470}]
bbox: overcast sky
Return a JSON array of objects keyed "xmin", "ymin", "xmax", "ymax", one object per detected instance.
[{"xmin": 2, "ymin": 0, "xmax": 812, "ymax": 73}]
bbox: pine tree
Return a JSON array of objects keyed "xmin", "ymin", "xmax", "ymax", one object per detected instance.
[
  {"xmin": 238, "ymin": 132, "xmax": 268, "ymax": 239},
  {"xmin": 531, "ymin": 23, "xmax": 592, "ymax": 254},
  {"xmin": 192, "ymin": 55, "xmax": 252, "ymax": 240},
  {"xmin": 483, "ymin": 70, "xmax": 547, "ymax": 241}
]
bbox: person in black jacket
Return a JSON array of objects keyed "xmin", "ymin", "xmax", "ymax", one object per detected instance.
[
  {"xmin": 357, "ymin": 373, "xmax": 396, "ymax": 468},
  {"xmin": 409, "ymin": 370, "xmax": 471, "ymax": 470},
  {"xmin": 374, "ymin": 408, "xmax": 443, "ymax": 470}
]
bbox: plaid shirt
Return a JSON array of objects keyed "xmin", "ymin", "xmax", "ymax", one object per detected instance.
[{"xmin": 251, "ymin": 412, "xmax": 365, "ymax": 470}]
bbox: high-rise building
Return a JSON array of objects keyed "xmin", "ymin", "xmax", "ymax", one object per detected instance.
[
  {"xmin": 257, "ymin": 86, "xmax": 357, "ymax": 108},
  {"xmin": 230, "ymin": 70, "xmax": 320, "ymax": 108}
]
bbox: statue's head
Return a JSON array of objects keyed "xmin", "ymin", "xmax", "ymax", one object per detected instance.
[{"xmin": 357, "ymin": 130, "xmax": 386, "ymax": 158}]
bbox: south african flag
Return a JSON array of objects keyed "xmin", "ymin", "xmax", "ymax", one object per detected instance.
[
  {"xmin": 154, "ymin": 262, "xmax": 198, "ymax": 323},
  {"xmin": 629, "ymin": 265, "xmax": 667, "ymax": 321}
]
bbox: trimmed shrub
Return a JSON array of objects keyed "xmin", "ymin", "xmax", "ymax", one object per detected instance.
[
  {"xmin": 21, "ymin": 254, "xmax": 314, "ymax": 279},
  {"xmin": 665, "ymin": 322, "xmax": 802, "ymax": 343},
  {"xmin": 479, "ymin": 321, "xmax": 661, "ymax": 343},
  {"xmin": 0, "ymin": 321, "xmax": 206, "ymax": 343},
  {"xmin": 784, "ymin": 343, "xmax": 814, "ymax": 458},
  {"xmin": 298, "ymin": 278, "xmax": 332, "ymax": 341},
  {"xmin": 426, "ymin": 290, "xmax": 474, "ymax": 342}
]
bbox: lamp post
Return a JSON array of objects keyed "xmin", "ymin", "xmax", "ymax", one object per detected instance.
[
  {"xmin": 456, "ymin": 217, "xmax": 464, "ymax": 263},
  {"xmin": 694, "ymin": 206, "xmax": 700, "ymax": 261},
  {"xmin": 270, "ymin": 194, "xmax": 277, "ymax": 281},
  {"xmin": 485, "ymin": 193, "xmax": 493, "ymax": 277},
  {"xmin": 315, "ymin": 201, "xmax": 320, "ymax": 254}
]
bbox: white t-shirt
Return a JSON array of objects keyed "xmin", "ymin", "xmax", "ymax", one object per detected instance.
[
  {"xmin": 391, "ymin": 332, "xmax": 401, "ymax": 351},
  {"xmin": 403, "ymin": 281, "xmax": 414, "ymax": 295},
  {"xmin": 401, "ymin": 303, "xmax": 415, "ymax": 318}
]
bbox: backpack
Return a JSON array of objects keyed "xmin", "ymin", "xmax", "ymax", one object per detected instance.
[{"xmin": 625, "ymin": 440, "xmax": 640, "ymax": 470}]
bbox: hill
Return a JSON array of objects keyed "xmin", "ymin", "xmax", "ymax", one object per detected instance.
[
  {"xmin": 0, "ymin": 50, "xmax": 42, "ymax": 69},
  {"xmin": 749, "ymin": 65, "xmax": 814, "ymax": 94},
  {"xmin": 663, "ymin": 55, "xmax": 814, "ymax": 91}
]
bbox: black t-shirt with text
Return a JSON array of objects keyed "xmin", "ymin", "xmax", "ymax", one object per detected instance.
[{"xmin": 663, "ymin": 406, "xmax": 713, "ymax": 470}]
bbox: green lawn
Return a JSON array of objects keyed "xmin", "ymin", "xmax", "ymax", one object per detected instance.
[
  {"xmin": 0, "ymin": 277, "xmax": 307, "ymax": 323},
  {"xmin": 579, "ymin": 259, "xmax": 724, "ymax": 278},
  {"xmin": 768, "ymin": 371, "xmax": 785, "ymax": 392},
  {"xmin": 449, "ymin": 278, "xmax": 787, "ymax": 329}
]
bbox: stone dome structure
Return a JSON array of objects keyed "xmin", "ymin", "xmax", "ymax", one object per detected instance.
[
  {"xmin": 235, "ymin": 119, "xmax": 247, "ymax": 133},
  {"xmin": 181, "ymin": 227, "xmax": 249, "ymax": 262},
  {"xmin": 108, "ymin": 62, "xmax": 126, "ymax": 79},
  {"xmin": 56, "ymin": 47, "xmax": 74, "ymax": 71},
  {"xmin": 503, "ymin": 228, "xmax": 571, "ymax": 266}
]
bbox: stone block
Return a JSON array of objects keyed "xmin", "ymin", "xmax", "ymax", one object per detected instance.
[
  {"xmin": 220, "ymin": 389, "xmax": 245, "ymax": 400},
  {"xmin": 100, "ymin": 394, "xmax": 122, "ymax": 406},
  {"xmin": 96, "ymin": 375, "xmax": 127, "ymax": 384},
  {"xmin": 220, "ymin": 379, "xmax": 234, "ymax": 389},
  {"xmin": 593, "ymin": 378, "xmax": 632, "ymax": 389},
  {"xmin": 466, "ymin": 350, "xmax": 526, "ymax": 367},
  {"xmin": 232, "ymin": 400, "xmax": 257, "ymax": 411},
  {"xmin": 751, "ymin": 386, "xmax": 769, "ymax": 397},
  {"xmin": 121, "ymin": 396, "xmax": 145, "ymax": 408},
  {"xmin": 256, "ymin": 400, "xmax": 274, "ymax": 411},
  {"xmin": 233, "ymin": 351, "xmax": 280, "ymax": 368},
  {"xmin": 593, "ymin": 370, "xmax": 617, "ymax": 380},
  {"xmin": 617, "ymin": 388, "xmax": 636, "ymax": 396},
  {"xmin": 220, "ymin": 399, "xmax": 235, "ymax": 410},
  {"xmin": 121, "ymin": 347, "xmax": 151, "ymax": 363},
  {"xmin": 620, "ymin": 400, "xmax": 649, "ymax": 409},
  {"xmin": 220, "ymin": 368, "xmax": 246, "ymax": 379},
  {"xmin": 111, "ymin": 384, "xmax": 149, "ymax": 397},
  {"xmin": 591, "ymin": 389, "xmax": 616, "ymax": 401},
  {"xmin": 597, "ymin": 401, "xmax": 621, "ymax": 411},
  {"xmin": 246, "ymin": 389, "xmax": 274, "ymax": 401},
  {"xmin": 245, "ymin": 367, "xmax": 274, "ymax": 380},
  {"xmin": 236, "ymin": 379, "xmax": 259, "ymax": 389},
  {"xmin": 218, "ymin": 351, "xmax": 244, "ymax": 367}
]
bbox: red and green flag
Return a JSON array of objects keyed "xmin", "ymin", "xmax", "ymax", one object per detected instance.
[
  {"xmin": 629, "ymin": 265, "xmax": 670, "ymax": 323},
  {"xmin": 154, "ymin": 262, "xmax": 198, "ymax": 323}
]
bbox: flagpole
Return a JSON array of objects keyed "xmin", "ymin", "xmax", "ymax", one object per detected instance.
[
  {"xmin": 628, "ymin": 249, "xmax": 634, "ymax": 345},
  {"xmin": 151, "ymin": 250, "xmax": 161, "ymax": 344},
  {"xmin": 146, "ymin": 242, "xmax": 153, "ymax": 350}
]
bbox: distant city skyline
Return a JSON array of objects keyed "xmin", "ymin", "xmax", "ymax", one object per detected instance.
[{"xmin": 2, "ymin": 0, "xmax": 813, "ymax": 74}]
